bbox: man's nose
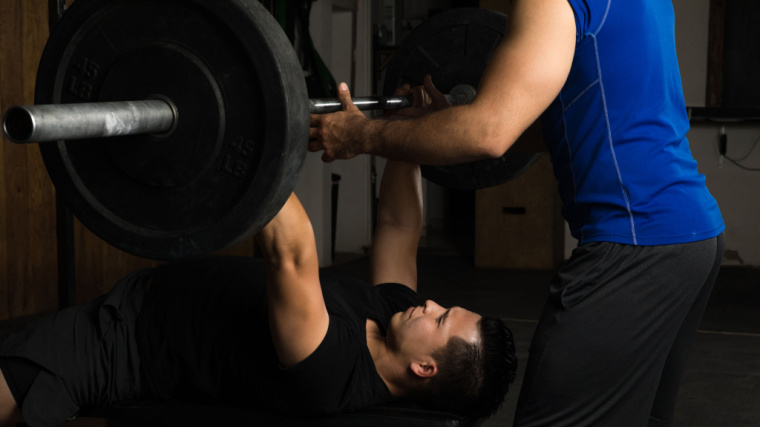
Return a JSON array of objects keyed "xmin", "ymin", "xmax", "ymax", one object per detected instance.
[{"xmin": 423, "ymin": 300, "xmax": 441, "ymax": 313}]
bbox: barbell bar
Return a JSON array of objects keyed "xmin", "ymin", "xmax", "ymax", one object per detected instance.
[
  {"xmin": 3, "ymin": 100, "xmax": 176, "ymax": 144},
  {"xmin": 309, "ymin": 84, "xmax": 476, "ymax": 114},
  {"xmin": 3, "ymin": 85, "xmax": 477, "ymax": 144}
]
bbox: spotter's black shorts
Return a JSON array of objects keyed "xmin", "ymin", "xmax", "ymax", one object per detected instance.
[{"xmin": 514, "ymin": 234, "xmax": 725, "ymax": 426}]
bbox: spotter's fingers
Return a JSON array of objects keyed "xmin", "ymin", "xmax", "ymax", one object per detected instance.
[
  {"xmin": 410, "ymin": 84, "xmax": 432, "ymax": 108},
  {"xmin": 337, "ymin": 82, "xmax": 359, "ymax": 112},
  {"xmin": 321, "ymin": 151, "xmax": 335, "ymax": 163},
  {"xmin": 423, "ymin": 75, "xmax": 450, "ymax": 108},
  {"xmin": 393, "ymin": 84, "xmax": 412, "ymax": 97}
]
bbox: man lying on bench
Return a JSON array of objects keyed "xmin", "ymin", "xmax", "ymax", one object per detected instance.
[{"xmin": 0, "ymin": 159, "xmax": 517, "ymax": 427}]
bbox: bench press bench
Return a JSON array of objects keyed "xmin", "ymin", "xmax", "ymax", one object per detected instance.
[{"xmin": 104, "ymin": 400, "xmax": 485, "ymax": 427}]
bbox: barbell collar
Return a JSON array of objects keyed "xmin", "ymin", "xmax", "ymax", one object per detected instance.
[{"xmin": 2, "ymin": 99, "xmax": 176, "ymax": 144}]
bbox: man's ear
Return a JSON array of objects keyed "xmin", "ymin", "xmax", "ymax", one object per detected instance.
[{"xmin": 410, "ymin": 361, "xmax": 438, "ymax": 378}]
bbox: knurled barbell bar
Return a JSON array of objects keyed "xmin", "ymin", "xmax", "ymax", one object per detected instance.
[
  {"xmin": 2, "ymin": 85, "xmax": 477, "ymax": 144},
  {"xmin": 1, "ymin": 0, "xmax": 539, "ymax": 261}
]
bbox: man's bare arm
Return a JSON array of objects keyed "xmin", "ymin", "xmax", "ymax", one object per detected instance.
[
  {"xmin": 255, "ymin": 193, "xmax": 328, "ymax": 368},
  {"xmin": 370, "ymin": 161, "xmax": 423, "ymax": 291},
  {"xmin": 309, "ymin": 0, "xmax": 575, "ymax": 164}
]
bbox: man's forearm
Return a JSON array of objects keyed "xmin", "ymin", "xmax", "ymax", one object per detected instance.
[
  {"xmin": 370, "ymin": 161, "xmax": 422, "ymax": 288},
  {"xmin": 375, "ymin": 161, "xmax": 422, "ymax": 230},
  {"xmin": 362, "ymin": 103, "xmax": 519, "ymax": 165}
]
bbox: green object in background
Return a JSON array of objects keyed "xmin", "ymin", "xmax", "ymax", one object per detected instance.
[{"xmin": 270, "ymin": 0, "xmax": 338, "ymax": 98}]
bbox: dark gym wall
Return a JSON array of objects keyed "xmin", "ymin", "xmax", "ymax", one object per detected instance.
[
  {"xmin": 0, "ymin": 0, "xmax": 259, "ymax": 321},
  {"xmin": 0, "ymin": 0, "xmax": 58, "ymax": 320}
]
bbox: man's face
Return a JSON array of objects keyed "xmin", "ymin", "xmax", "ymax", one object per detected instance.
[{"xmin": 387, "ymin": 300, "xmax": 481, "ymax": 360}]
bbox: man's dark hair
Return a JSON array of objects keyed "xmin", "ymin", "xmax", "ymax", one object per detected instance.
[{"xmin": 410, "ymin": 315, "xmax": 517, "ymax": 419}]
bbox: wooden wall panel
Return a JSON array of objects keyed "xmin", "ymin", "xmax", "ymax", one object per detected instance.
[
  {"xmin": 25, "ymin": 0, "xmax": 59, "ymax": 315},
  {"xmin": 0, "ymin": 6, "xmax": 7, "ymax": 321},
  {"xmin": 1, "ymin": 0, "xmax": 58, "ymax": 320},
  {"xmin": 706, "ymin": 0, "xmax": 725, "ymax": 107}
]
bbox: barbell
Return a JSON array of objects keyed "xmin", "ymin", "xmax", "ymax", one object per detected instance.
[
  {"xmin": 3, "ymin": 86, "xmax": 479, "ymax": 143},
  {"xmin": 1, "ymin": 0, "xmax": 540, "ymax": 260}
]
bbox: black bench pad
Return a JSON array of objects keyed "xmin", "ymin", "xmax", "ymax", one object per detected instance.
[{"xmin": 106, "ymin": 400, "xmax": 485, "ymax": 427}]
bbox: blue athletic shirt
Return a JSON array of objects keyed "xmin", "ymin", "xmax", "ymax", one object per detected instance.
[{"xmin": 541, "ymin": 0, "xmax": 724, "ymax": 246}]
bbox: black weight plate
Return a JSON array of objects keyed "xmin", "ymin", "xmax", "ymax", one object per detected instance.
[
  {"xmin": 383, "ymin": 8, "xmax": 542, "ymax": 190},
  {"xmin": 36, "ymin": 0, "xmax": 308, "ymax": 260}
]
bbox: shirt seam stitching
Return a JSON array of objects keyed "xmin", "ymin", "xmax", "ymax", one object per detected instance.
[{"xmin": 591, "ymin": 33, "xmax": 638, "ymax": 244}]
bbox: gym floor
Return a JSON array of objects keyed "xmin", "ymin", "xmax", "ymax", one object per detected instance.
[{"xmin": 1, "ymin": 245, "xmax": 758, "ymax": 427}]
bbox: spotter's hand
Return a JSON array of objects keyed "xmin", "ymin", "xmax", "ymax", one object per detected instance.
[
  {"xmin": 385, "ymin": 75, "xmax": 451, "ymax": 120},
  {"xmin": 309, "ymin": 82, "xmax": 370, "ymax": 163}
]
